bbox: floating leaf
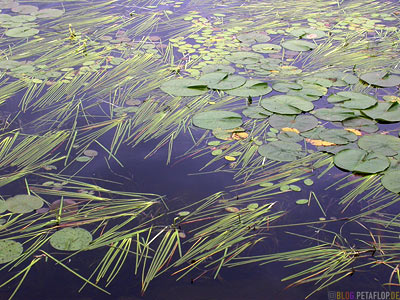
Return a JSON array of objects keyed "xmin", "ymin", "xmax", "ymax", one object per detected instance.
[
  {"xmin": 333, "ymin": 149, "xmax": 389, "ymax": 173},
  {"xmin": 5, "ymin": 27, "xmax": 39, "ymax": 38},
  {"xmin": 177, "ymin": 211, "xmax": 190, "ymax": 217},
  {"xmin": 358, "ymin": 134, "xmax": 400, "ymax": 156},
  {"xmin": 258, "ymin": 141, "xmax": 305, "ymax": 162},
  {"xmin": 362, "ymin": 102, "xmax": 400, "ymax": 122},
  {"xmin": 34, "ymin": 8, "xmax": 64, "ymax": 18},
  {"xmin": 226, "ymin": 80, "xmax": 272, "ymax": 97},
  {"xmin": 224, "ymin": 155, "xmax": 236, "ymax": 161},
  {"xmin": 328, "ymin": 91, "xmax": 377, "ymax": 109},
  {"xmin": 76, "ymin": 156, "xmax": 91, "ymax": 162},
  {"xmin": 360, "ymin": 71, "xmax": 400, "ymax": 87},
  {"xmin": 318, "ymin": 129, "xmax": 358, "ymax": 145},
  {"xmin": 272, "ymin": 82, "xmax": 302, "ymax": 93},
  {"xmin": 201, "ymin": 64, "xmax": 235, "ymax": 74},
  {"xmin": 269, "ymin": 114, "xmax": 318, "ymax": 132},
  {"xmin": 246, "ymin": 203, "xmax": 259, "ymax": 210},
  {"xmin": 242, "ymin": 106, "xmax": 272, "ymax": 119},
  {"xmin": 6, "ymin": 194, "xmax": 43, "ymax": 213},
  {"xmin": 304, "ymin": 179, "xmax": 314, "ymax": 186},
  {"xmin": 290, "ymin": 28, "xmax": 326, "ymax": 39},
  {"xmin": 83, "ymin": 149, "xmax": 98, "ymax": 157},
  {"xmin": 281, "ymin": 40, "xmax": 316, "ymax": 51},
  {"xmin": 237, "ymin": 32, "xmax": 271, "ymax": 44},
  {"xmin": 261, "ymin": 95, "xmax": 314, "ymax": 115},
  {"xmin": 296, "ymin": 199, "xmax": 309, "ymax": 205},
  {"xmin": 381, "ymin": 171, "xmax": 400, "ymax": 193},
  {"xmin": 160, "ymin": 79, "xmax": 208, "ymax": 96},
  {"xmin": 278, "ymin": 131, "xmax": 303, "ymax": 143},
  {"xmin": 199, "ymin": 72, "xmax": 246, "ymax": 90},
  {"xmin": 252, "ymin": 43, "xmax": 281, "ymax": 53},
  {"xmin": 225, "ymin": 51, "xmax": 263, "ymax": 64},
  {"xmin": 0, "ymin": 200, "xmax": 6, "ymax": 214},
  {"xmin": 342, "ymin": 117, "xmax": 378, "ymax": 133},
  {"xmin": 0, "ymin": 240, "xmax": 23, "ymax": 264},
  {"xmin": 192, "ymin": 110, "xmax": 243, "ymax": 130},
  {"xmin": 50, "ymin": 228, "xmax": 92, "ymax": 251},
  {"xmin": 312, "ymin": 107, "xmax": 356, "ymax": 121}
]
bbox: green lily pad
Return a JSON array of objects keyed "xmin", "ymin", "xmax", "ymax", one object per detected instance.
[
  {"xmin": 261, "ymin": 95, "xmax": 314, "ymax": 115},
  {"xmin": 381, "ymin": 170, "xmax": 400, "ymax": 193},
  {"xmin": 0, "ymin": 60, "xmax": 21, "ymax": 69},
  {"xmin": 304, "ymin": 179, "xmax": 314, "ymax": 186},
  {"xmin": 328, "ymin": 91, "xmax": 377, "ymax": 110},
  {"xmin": 160, "ymin": 79, "xmax": 208, "ymax": 96},
  {"xmin": 0, "ymin": 240, "xmax": 23, "ymax": 264},
  {"xmin": 225, "ymin": 51, "xmax": 263, "ymax": 64},
  {"xmin": 0, "ymin": 200, "xmax": 6, "ymax": 213},
  {"xmin": 246, "ymin": 203, "xmax": 259, "ymax": 210},
  {"xmin": 269, "ymin": 114, "xmax": 318, "ymax": 132},
  {"xmin": 5, "ymin": 194, "xmax": 43, "ymax": 213},
  {"xmin": 12, "ymin": 5, "xmax": 38, "ymax": 14},
  {"xmin": 333, "ymin": 149, "xmax": 390, "ymax": 173},
  {"xmin": 192, "ymin": 110, "xmax": 243, "ymax": 130},
  {"xmin": 237, "ymin": 32, "xmax": 271, "ymax": 44},
  {"xmin": 272, "ymin": 82, "xmax": 302, "ymax": 93},
  {"xmin": 290, "ymin": 28, "xmax": 326, "ymax": 39},
  {"xmin": 362, "ymin": 102, "xmax": 400, "ymax": 122},
  {"xmin": 317, "ymin": 70, "xmax": 358, "ymax": 86},
  {"xmin": 226, "ymin": 80, "xmax": 272, "ymax": 97},
  {"xmin": 201, "ymin": 64, "xmax": 235, "ymax": 74},
  {"xmin": 297, "ymin": 77, "xmax": 333, "ymax": 88},
  {"xmin": 199, "ymin": 72, "xmax": 246, "ymax": 90},
  {"xmin": 277, "ymin": 131, "xmax": 303, "ymax": 142},
  {"xmin": 342, "ymin": 117, "xmax": 378, "ymax": 133},
  {"xmin": 50, "ymin": 228, "xmax": 92, "ymax": 251},
  {"xmin": 358, "ymin": 134, "xmax": 400, "ymax": 156},
  {"xmin": 252, "ymin": 43, "xmax": 282, "ymax": 53},
  {"xmin": 319, "ymin": 129, "xmax": 358, "ymax": 145},
  {"xmin": 76, "ymin": 156, "xmax": 91, "ymax": 162},
  {"xmin": 360, "ymin": 71, "xmax": 400, "ymax": 87},
  {"xmin": 34, "ymin": 8, "xmax": 64, "ymax": 18},
  {"xmin": 281, "ymin": 40, "xmax": 316, "ymax": 51},
  {"xmin": 295, "ymin": 199, "xmax": 309, "ymax": 205},
  {"xmin": 258, "ymin": 141, "xmax": 305, "ymax": 162},
  {"xmin": 5, "ymin": 27, "xmax": 39, "ymax": 37},
  {"xmin": 312, "ymin": 107, "xmax": 356, "ymax": 121},
  {"xmin": 242, "ymin": 106, "xmax": 272, "ymax": 119}
]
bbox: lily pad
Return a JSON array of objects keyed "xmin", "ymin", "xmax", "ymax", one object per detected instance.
[
  {"xmin": 272, "ymin": 82, "xmax": 302, "ymax": 93},
  {"xmin": 277, "ymin": 131, "xmax": 303, "ymax": 142},
  {"xmin": 358, "ymin": 134, "xmax": 400, "ymax": 156},
  {"xmin": 319, "ymin": 129, "xmax": 358, "ymax": 145},
  {"xmin": 199, "ymin": 72, "xmax": 246, "ymax": 90},
  {"xmin": 0, "ymin": 200, "xmax": 6, "ymax": 214},
  {"xmin": 258, "ymin": 141, "xmax": 305, "ymax": 162},
  {"xmin": 362, "ymin": 102, "xmax": 400, "ymax": 122},
  {"xmin": 281, "ymin": 40, "xmax": 316, "ymax": 51},
  {"xmin": 269, "ymin": 114, "xmax": 318, "ymax": 132},
  {"xmin": 0, "ymin": 60, "xmax": 22, "ymax": 69},
  {"xmin": 225, "ymin": 51, "xmax": 263, "ymax": 64},
  {"xmin": 226, "ymin": 80, "xmax": 272, "ymax": 97},
  {"xmin": 201, "ymin": 64, "xmax": 235, "ymax": 74},
  {"xmin": 50, "ymin": 228, "xmax": 92, "ymax": 251},
  {"xmin": 290, "ymin": 28, "xmax": 326, "ymax": 39},
  {"xmin": 312, "ymin": 107, "xmax": 356, "ymax": 121},
  {"xmin": 160, "ymin": 79, "xmax": 208, "ymax": 96},
  {"xmin": 328, "ymin": 91, "xmax": 377, "ymax": 110},
  {"xmin": 192, "ymin": 110, "xmax": 243, "ymax": 130},
  {"xmin": 261, "ymin": 95, "xmax": 314, "ymax": 115},
  {"xmin": 381, "ymin": 170, "xmax": 400, "ymax": 193},
  {"xmin": 242, "ymin": 106, "xmax": 272, "ymax": 119},
  {"xmin": 360, "ymin": 71, "xmax": 400, "ymax": 87},
  {"xmin": 5, "ymin": 194, "xmax": 43, "ymax": 213},
  {"xmin": 5, "ymin": 27, "xmax": 39, "ymax": 38},
  {"xmin": 317, "ymin": 70, "xmax": 358, "ymax": 86},
  {"xmin": 0, "ymin": 240, "xmax": 23, "ymax": 264},
  {"xmin": 334, "ymin": 149, "xmax": 390, "ymax": 173},
  {"xmin": 252, "ymin": 43, "xmax": 282, "ymax": 53},
  {"xmin": 237, "ymin": 32, "xmax": 271, "ymax": 44},
  {"xmin": 34, "ymin": 8, "xmax": 64, "ymax": 18},
  {"xmin": 295, "ymin": 199, "xmax": 309, "ymax": 205},
  {"xmin": 342, "ymin": 117, "xmax": 378, "ymax": 133}
]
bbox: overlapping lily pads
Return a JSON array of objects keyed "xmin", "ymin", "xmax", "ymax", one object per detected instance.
[
  {"xmin": 328, "ymin": 91, "xmax": 377, "ymax": 109},
  {"xmin": 258, "ymin": 141, "xmax": 305, "ymax": 162},
  {"xmin": 242, "ymin": 106, "xmax": 272, "ymax": 119},
  {"xmin": 360, "ymin": 71, "xmax": 400, "ymax": 87},
  {"xmin": 362, "ymin": 102, "xmax": 400, "ymax": 122},
  {"xmin": 261, "ymin": 95, "xmax": 314, "ymax": 115},
  {"xmin": 358, "ymin": 134, "xmax": 400, "ymax": 156}
]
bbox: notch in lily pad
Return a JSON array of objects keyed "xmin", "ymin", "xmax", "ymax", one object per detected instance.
[
  {"xmin": 50, "ymin": 228, "xmax": 92, "ymax": 251},
  {"xmin": 160, "ymin": 79, "xmax": 208, "ymax": 96},
  {"xmin": 192, "ymin": 110, "xmax": 243, "ymax": 130}
]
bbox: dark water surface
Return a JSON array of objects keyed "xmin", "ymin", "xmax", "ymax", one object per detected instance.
[{"xmin": 0, "ymin": 0, "xmax": 399, "ymax": 299}]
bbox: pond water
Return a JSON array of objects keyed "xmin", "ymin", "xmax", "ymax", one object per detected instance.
[{"xmin": 0, "ymin": 0, "xmax": 399, "ymax": 299}]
